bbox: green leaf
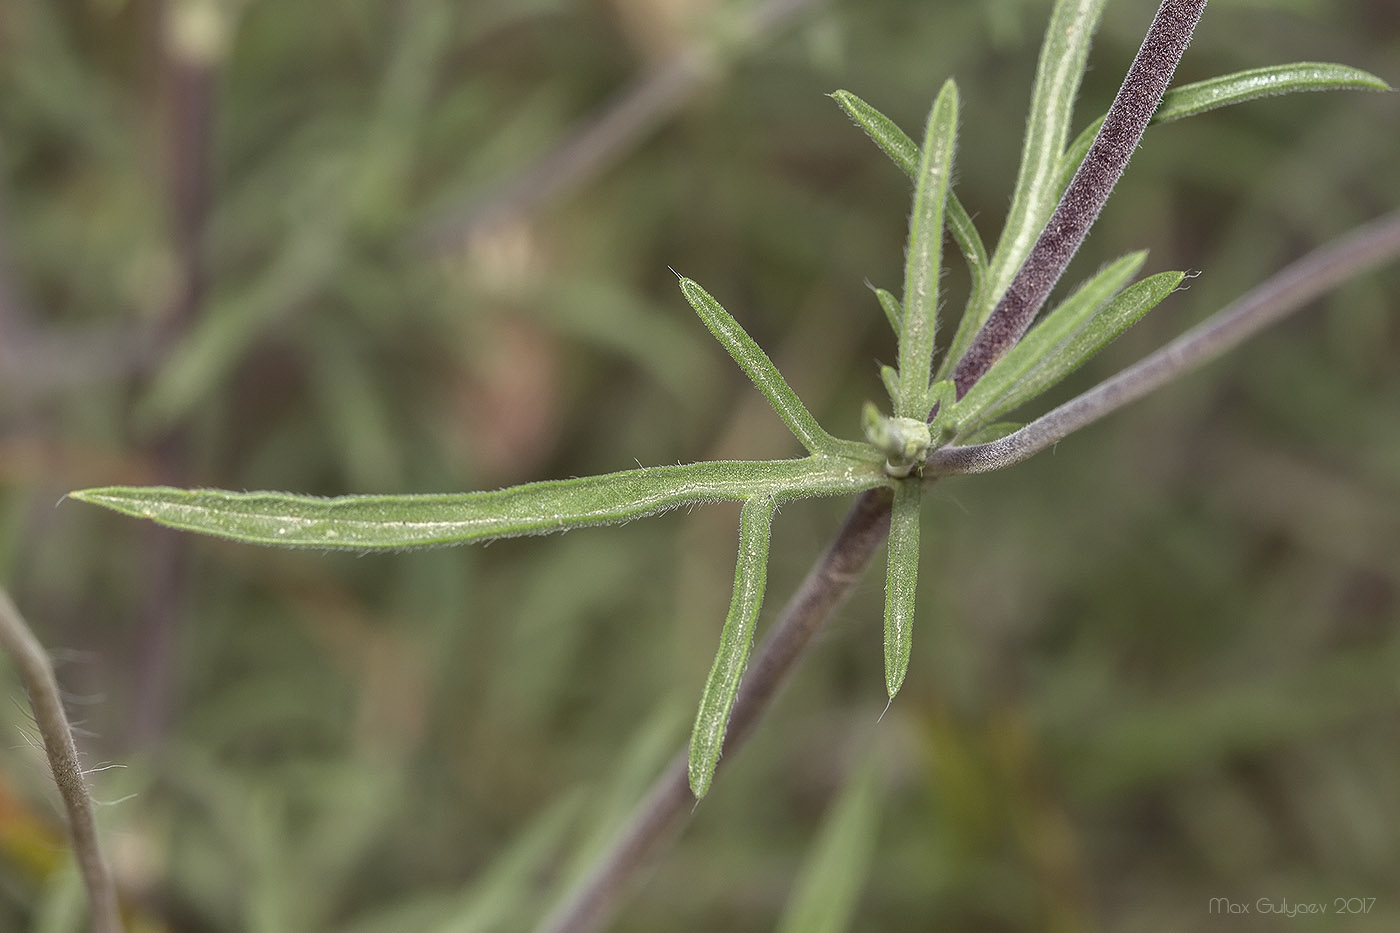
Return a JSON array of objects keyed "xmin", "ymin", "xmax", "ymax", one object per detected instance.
[
  {"xmin": 924, "ymin": 378, "xmax": 955, "ymax": 427},
  {"xmin": 831, "ymin": 90, "xmax": 986, "ymax": 309},
  {"xmin": 774, "ymin": 751, "xmax": 883, "ymax": 933},
  {"xmin": 689, "ymin": 496, "xmax": 776, "ymax": 798},
  {"xmin": 896, "ymin": 79, "xmax": 958, "ymax": 419},
  {"xmin": 883, "ymin": 480, "xmax": 920, "ymax": 699},
  {"xmin": 941, "ymin": 0, "xmax": 1109, "ymax": 378},
  {"xmin": 873, "ymin": 286, "xmax": 902, "ymax": 334},
  {"xmin": 69, "ymin": 456, "xmax": 887, "ymax": 550},
  {"xmin": 1156, "ymin": 62, "xmax": 1389, "ymax": 122},
  {"xmin": 678, "ymin": 277, "xmax": 864, "ymax": 458},
  {"xmin": 1056, "ymin": 63, "xmax": 1391, "ymax": 203},
  {"xmin": 949, "ymin": 251, "xmax": 1146, "ymax": 429},
  {"xmin": 879, "ymin": 364, "xmax": 900, "ymax": 406},
  {"xmin": 974, "ymin": 268, "xmax": 1185, "ymax": 425}
]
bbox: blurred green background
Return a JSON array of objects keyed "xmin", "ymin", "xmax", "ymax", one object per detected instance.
[{"xmin": 1, "ymin": 0, "xmax": 1397, "ymax": 930}]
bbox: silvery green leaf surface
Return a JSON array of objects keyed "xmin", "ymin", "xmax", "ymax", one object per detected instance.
[
  {"xmin": 896, "ymin": 79, "xmax": 958, "ymax": 419},
  {"xmin": 688, "ymin": 496, "xmax": 775, "ymax": 798},
  {"xmin": 69, "ymin": 457, "xmax": 886, "ymax": 550},
  {"xmin": 1056, "ymin": 62, "xmax": 1390, "ymax": 200},
  {"xmin": 883, "ymin": 480, "xmax": 920, "ymax": 699},
  {"xmin": 949, "ymin": 251, "xmax": 1147, "ymax": 429},
  {"xmin": 678, "ymin": 277, "xmax": 866, "ymax": 458},
  {"xmin": 773, "ymin": 751, "xmax": 882, "ymax": 933},
  {"xmin": 940, "ymin": 0, "xmax": 1109, "ymax": 378},
  {"xmin": 829, "ymin": 90, "xmax": 987, "ymax": 285},
  {"xmin": 1154, "ymin": 62, "xmax": 1389, "ymax": 122},
  {"xmin": 973, "ymin": 268, "xmax": 1185, "ymax": 426}
]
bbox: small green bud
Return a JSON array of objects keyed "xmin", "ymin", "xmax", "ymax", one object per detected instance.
[{"xmin": 862, "ymin": 403, "xmax": 932, "ymax": 478}]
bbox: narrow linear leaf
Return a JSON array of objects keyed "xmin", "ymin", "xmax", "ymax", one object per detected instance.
[
  {"xmin": 69, "ymin": 456, "xmax": 886, "ymax": 550},
  {"xmin": 924, "ymin": 379, "xmax": 955, "ymax": 428},
  {"xmin": 949, "ymin": 251, "xmax": 1146, "ymax": 429},
  {"xmin": 1157, "ymin": 62, "xmax": 1389, "ymax": 122},
  {"xmin": 897, "ymin": 79, "xmax": 958, "ymax": 419},
  {"xmin": 884, "ymin": 480, "xmax": 920, "ymax": 699},
  {"xmin": 832, "ymin": 91, "xmax": 986, "ymax": 288},
  {"xmin": 774, "ymin": 751, "xmax": 883, "ymax": 933},
  {"xmin": 1056, "ymin": 63, "xmax": 1391, "ymax": 201},
  {"xmin": 976, "ymin": 268, "xmax": 1185, "ymax": 424},
  {"xmin": 879, "ymin": 364, "xmax": 900, "ymax": 405},
  {"xmin": 678, "ymin": 278, "xmax": 860, "ymax": 457},
  {"xmin": 689, "ymin": 496, "xmax": 776, "ymax": 798},
  {"xmin": 829, "ymin": 89, "xmax": 918, "ymax": 174},
  {"xmin": 873, "ymin": 287, "xmax": 902, "ymax": 334},
  {"xmin": 941, "ymin": 0, "xmax": 1108, "ymax": 379}
]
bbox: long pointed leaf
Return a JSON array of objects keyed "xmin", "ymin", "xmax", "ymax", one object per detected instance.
[
  {"xmin": 975, "ymin": 268, "xmax": 1185, "ymax": 425},
  {"xmin": 831, "ymin": 90, "xmax": 986, "ymax": 300},
  {"xmin": 883, "ymin": 480, "xmax": 920, "ymax": 699},
  {"xmin": 774, "ymin": 750, "xmax": 883, "ymax": 933},
  {"xmin": 689, "ymin": 496, "xmax": 775, "ymax": 798},
  {"xmin": 897, "ymin": 80, "xmax": 958, "ymax": 419},
  {"xmin": 940, "ymin": 0, "xmax": 1108, "ymax": 379},
  {"xmin": 69, "ymin": 456, "xmax": 886, "ymax": 550},
  {"xmin": 947, "ymin": 251, "xmax": 1146, "ymax": 430},
  {"xmin": 873, "ymin": 287, "xmax": 902, "ymax": 334},
  {"xmin": 678, "ymin": 278, "xmax": 862, "ymax": 457},
  {"xmin": 1056, "ymin": 62, "xmax": 1390, "ymax": 201}
]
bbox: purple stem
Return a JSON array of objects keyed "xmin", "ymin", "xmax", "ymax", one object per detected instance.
[{"xmin": 953, "ymin": 0, "xmax": 1209, "ymax": 398}]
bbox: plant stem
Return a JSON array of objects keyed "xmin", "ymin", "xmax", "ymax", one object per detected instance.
[
  {"xmin": 539, "ymin": 488, "xmax": 894, "ymax": 933},
  {"xmin": 540, "ymin": 203, "xmax": 1400, "ymax": 929},
  {"xmin": 928, "ymin": 207, "xmax": 1400, "ymax": 475},
  {"xmin": 953, "ymin": 0, "xmax": 1208, "ymax": 397},
  {"xmin": 0, "ymin": 588, "xmax": 123, "ymax": 933}
]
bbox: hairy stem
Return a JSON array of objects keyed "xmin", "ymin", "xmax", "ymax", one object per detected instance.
[
  {"xmin": 0, "ymin": 589, "xmax": 122, "ymax": 933},
  {"xmin": 929, "ymin": 208, "xmax": 1400, "ymax": 475},
  {"xmin": 954, "ymin": 0, "xmax": 1208, "ymax": 397},
  {"xmin": 539, "ymin": 489, "xmax": 894, "ymax": 933}
]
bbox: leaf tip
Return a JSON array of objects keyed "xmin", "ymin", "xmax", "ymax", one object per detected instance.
[{"xmin": 687, "ymin": 757, "xmax": 713, "ymax": 799}]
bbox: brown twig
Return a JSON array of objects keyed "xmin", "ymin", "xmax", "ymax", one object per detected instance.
[{"xmin": 0, "ymin": 588, "xmax": 123, "ymax": 933}]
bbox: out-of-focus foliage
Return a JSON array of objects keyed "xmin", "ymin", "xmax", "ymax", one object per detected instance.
[{"xmin": 1, "ymin": 0, "xmax": 1397, "ymax": 930}]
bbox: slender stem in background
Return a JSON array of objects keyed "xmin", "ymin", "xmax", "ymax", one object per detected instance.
[
  {"xmin": 928, "ymin": 208, "xmax": 1400, "ymax": 475},
  {"xmin": 540, "ymin": 203, "xmax": 1400, "ymax": 931},
  {"xmin": 130, "ymin": 0, "xmax": 218, "ymax": 746},
  {"xmin": 539, "ymin": 488, "xmax": 894, "ymax": 933},
  {"xmin": 0, "ymin": 589, "xmax": 123, "ymax": 933},
  {"xmin": 416, "ymin": 0, "xmax": 822, "ymax": 252},
  {"xmin": 0, "ymin": 192, "xmax": 158, "ymax": 397},
  {"xmin": 953, "ymin": 0, "xmax": 1209, "ymax": 397}
]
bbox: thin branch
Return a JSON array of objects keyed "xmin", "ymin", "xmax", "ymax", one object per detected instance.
[
  {"xmin": 539, "ymin": 488, "xmax": 893, "ymax": 933},
  {"xmin": 0, "ymin": 588, "xmax": 122, "ymax": 933},
  {"xmin": 416, "ymin": 0, "xmax": 822, "ymax": 252},
  {"xmin": 928, "ymin": 207, "xmax": 1400, "ymax": 476},
  {"xmin": 0, "ymin": 190, "xmax": 159, "ymax": 397},
  {"xmin": 953, "ymin": 0, "xmax": 1208, "ymax": 397}
]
